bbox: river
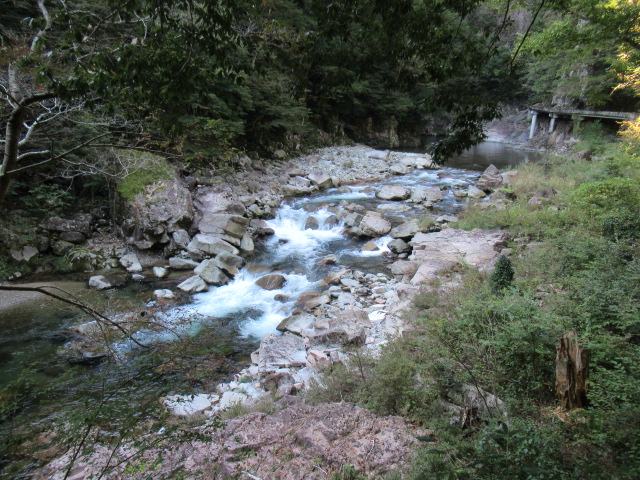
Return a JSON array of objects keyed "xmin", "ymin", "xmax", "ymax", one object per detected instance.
[{"xmin": 0, "ymin": 142, "xmax": 540, "ymax": 478}]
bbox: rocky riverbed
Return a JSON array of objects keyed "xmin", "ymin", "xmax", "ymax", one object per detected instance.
[{"xmin": 29, "ymin": 144, "xmax": 521, "ymax": 479}]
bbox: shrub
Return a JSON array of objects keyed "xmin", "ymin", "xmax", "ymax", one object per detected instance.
[{"xmin": 490, "ymin": 255, "xmax": 514, "ymax": 294}]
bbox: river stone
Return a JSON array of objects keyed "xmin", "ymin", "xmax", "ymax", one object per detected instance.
[
  {"xmin": 255, "ymin": 273, "xmax": 286, "ymax": 290},
  {"xmin": 289, "ymin": 176, "xmax": 312, "ymax": 187},
  {"xmin": 388, "ymin": 238, "xmax": 410, "ymax": 254},
  {"xmin": 187, "ymin": 234, "xmax": 240, "ymax": 260},
  {"xmin": 60, "ymin": 231, "xmax": 86, "ymax": 244},
  {"xmin": 47, "ymin": 217, "xmax": 91, "ymax": 236},
  {"xmin": 216, "ymin": 251, "xmax": 245, "ymax": 269},
  {"xmin": 88, "ymin": 275, "xmax": 112, "ymax": 290},
  {"xmin": 335, "ymin": 186, "xmax": 352, "ymax": 194},
  {"xmin": 169, "ymin": 257, "xmax": 199, "ymax": 270},
  {"xmin": 154, "ymin": 289, "xmax": 175, "ymax": 299},
  {"xmin": 467, "ymin": 185, "xmax": 487, "ymax": 198},
  {"xmin": 475, "ymin": 164, "xmax": 504, "ymax": 192},
  {"xmin": 390, "ymin": 260, "xmax": 420, "ymax": 277},
  {"xmin": 390, "ymin": 219, "xmax": 419, "ymax": 239},
  {"xmin": 277, "ymin": 313, "xmax": 315, "ymax": 334},
  {"xmin": 195, "ymin": 259, "xmax": 231, "ymax": 286},
  {"xmin": 376, "ymin": 185, "xmax": 410, "ymax": 201},
  {"xmin": 305, "ymin": 309, "xmax": 370, "ymax": 346},
  {"xmin": 257, "ymin": 333, "xmax": 308, "ymax": 371},
  {"xmin": 344, "ymin": 212, "xmax": 364, "ymax": 227},
  {"xmin": 412, "ymin": 187, "xmax": 443, "ymax": 203},
  {"xmin": 303, "ymin": 294, "xmax": 331, "ymax": 310},
  {"xmin": 250, "ymin": 219, "xmax": 275, "ymax": 236},
  {"xmin": 377, "ymin": 203, "xmax": 412, "ymax": 213},
  {"xmin": 501, "ymin": 170, "xmax": 519, "ymax": 185},
  {"xmin": 415, "ymin": 156, "xmax": 436, "ymax": 169},
  {"xmin": 153, "ymin": 266, "xmax": 169, "ymax": 278},
  {"xmin": 20, "ymin": 246, "xmax": 39, "ymax": 263},
  {"xmin": 389, "ymin": 162, "xmax": 412, "ymax": 175},
  {"xmin": 362, "ymin": 240, "xmax": 379, "ymax": 251},
  {"xmin": 340, "ymin": 278, "xmax": 361, "ymax": 289},
  {"xmin": 323, "ymin": 269, "xmax": 349, "ymax": 285},
  {"xmin": 177, "ymin": 275, "xmax": 208, "ymax": 293},
  {"xmin": 316, "ymin": 254, "xmax": 337, "ymax": 265},
  {"xmin": 324, "ymin": 215, "xmax": 339, "ymax": 227},
  {"xmin": 307, "ymin": 172, "xmax": 333, "ymax": 190},
  {"xmin": 172, "ymin": 229, "xmax": 190, "ymax": 249},
  {"xmin": 119, "ymin": 253, "xmax": 143, "ymax": 273},
  {"xmin": 304, "ymin": 216, "xmax": 319, "ymax": 230},
  {"xmin": 359, "ymin": 213, "xmax": 392, "ymax": 237},
  {"xmin": 366, "ymin": 149, "xmax": 389, "ymax": 159},
  {"xmin": 287, "ymin": 167, "xmax": 306, "ymax": 177},
  {"xmin": 282, "ymin": 185, "xmax": 316, "ymax": 197},
  {"xmin": 198, "ymin": 213, "xmax": 249, "ymax": 239},
  {"xmin": 240, "ymin": 233, "xmax": 254, "ymax": 253},
  {"xmin": 52, "ymin": 240, "xmax": 74, "ymax": 256}
]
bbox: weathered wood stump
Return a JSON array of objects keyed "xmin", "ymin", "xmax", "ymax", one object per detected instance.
[{"xmin": 555, "ymin": 332, "xmax": 589, "ymax": 410}]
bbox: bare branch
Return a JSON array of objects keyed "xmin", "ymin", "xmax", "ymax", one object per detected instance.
[
  {"xmin": 17, "ymin": 149, "xmax": 51, "ymax": 161},
  {"xmin": 31, "ymin": 0, "xmax": 53, "ymax": 51}
]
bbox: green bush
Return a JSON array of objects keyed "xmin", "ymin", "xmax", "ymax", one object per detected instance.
[{"xmin": 490, "ymin": 255, "xmax": 514, "ymax": 294}]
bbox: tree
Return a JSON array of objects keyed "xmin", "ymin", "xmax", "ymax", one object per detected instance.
[{"xmin": 0, "ymin": 0, "xmax": 241, "ymax": 207}]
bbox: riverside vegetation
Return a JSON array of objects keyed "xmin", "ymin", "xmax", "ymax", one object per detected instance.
[{"xmin": 304, "ymin": 123, "xmax": 640, "ymax": 479}]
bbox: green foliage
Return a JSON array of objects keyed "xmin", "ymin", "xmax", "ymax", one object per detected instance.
[
  {"xmin": 116, "ymin": 152, "xmax": 174, "ymax": 202},
  {"xmin": 22, "ymin": 183, "xmax": 73, "ymax": 216},
  {"xmin": 490, "ymin": 255, "xmax": 514, "ymax": 294}
]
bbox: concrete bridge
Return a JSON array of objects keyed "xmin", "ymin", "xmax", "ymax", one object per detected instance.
[{"xmin": 528, "ymin": 106, "xmax": 638, "ymax": 139}]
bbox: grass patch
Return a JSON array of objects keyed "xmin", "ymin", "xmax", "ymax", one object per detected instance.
[{"xmin": 116, "ymin": 151, "xmax": 174, "ymax": 202}]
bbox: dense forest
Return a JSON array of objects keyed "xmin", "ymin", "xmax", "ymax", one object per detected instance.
[{"xmin": 1, "ymin": 0, "xmax": 640, "ymax": 479}]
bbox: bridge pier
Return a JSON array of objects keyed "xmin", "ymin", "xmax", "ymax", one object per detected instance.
[
  {"xmin": 549, "ymin": 113, "xmax": 559, "ymax": 133},
  {"xmin": 529, "ymin": 110, "xmax": 538, "ymax": 139}
]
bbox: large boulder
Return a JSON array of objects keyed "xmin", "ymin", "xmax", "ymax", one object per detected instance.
[
  {"xmin": 119, "ymin": 253, "xmax": 143, "ymax": 273},
  {"xmin": 359, "ymin": 212, "xmax": 392, "ymax": 237},
  {"xmin": 257, "ymin": 333, "xmax": 308, "ymax": 371},
  {"xmin": 88, "ymin": 275, "xmax": 112, "ymax": 290},
  {"xmin": 169, "ymin": 257, "xmax": 199, "ymax": 270},
  {"xmin": 195, "ymin": 259, "xmax": 231, "ymax": 286},
  {"xmin": 475, "ymin": 164, "xmax": 504, "ymax": 192},
  {"xmin": 307, "ymin": 172, "xmax": 333, "ymax": 190},
  {"xmin": 409, "ymin": 229, "xmax": 508, "ymax": 284},
  {"xmin": 187, "ymin": 234, "xmax": 240, "ymax": 260},
  {"xmin": 282, "ymin": 185, "xmax": 316, "ymax": 197},
  {"xmin": 389, "ymin": 162, "xmax": 412, "ymax": 175},
  {"xmin": 276, "ymin": 313, "xmax": 315, "ymax": 334},
  {"xmin": 122, "ymin": 178, "xmax": 193, "ymax": 250},
  {"xmin": 410, "ymin": 187, "xmax": 443, "ymax": 203},
  {"xmin": 390, "ymin": 219, "xmax": 420, "ymax": 239},
  {"xmin": 255, "ymin": 274, "xmax": 286, "ymax": 290},
  {"xmin": 177, "ymin": 275, "xmax": 208, "ymax": 293},
  {"xmin": 376, "ymin": 185, "xmax": 411, "ymax": 201},
  {"xmin": 198, "ymin": 213, "xmax": 249, "ymax": 244},
  {"xmin": 305, "ymin": 309, "xmax": 371, "ymax": 346},
  {"xmin": 47, "ymin": 217, "xmax": 91, "ymax": 236}
]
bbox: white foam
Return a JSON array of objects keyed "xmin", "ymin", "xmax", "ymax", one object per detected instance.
[{"xmin": 357, "ymin": 236, "xmax": 393, "ymax": 257}]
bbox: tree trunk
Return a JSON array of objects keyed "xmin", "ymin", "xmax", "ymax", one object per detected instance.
[
  {"xmin": 0, "ymin": 105, "xmax": 27, "ymax": 206},
  {"xmin": 555, "ymin": 332, "xmax": 589, "ymax": 410}
]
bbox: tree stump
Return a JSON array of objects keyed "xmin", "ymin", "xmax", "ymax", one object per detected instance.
[{"xmin": 555, "ymin": 332, "xmax": 589, "ymax": 410}]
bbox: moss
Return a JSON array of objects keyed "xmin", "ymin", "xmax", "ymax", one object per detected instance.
[{"xmin": 116, "ymin": 151, "xmax": 174, "ymax": 202}]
